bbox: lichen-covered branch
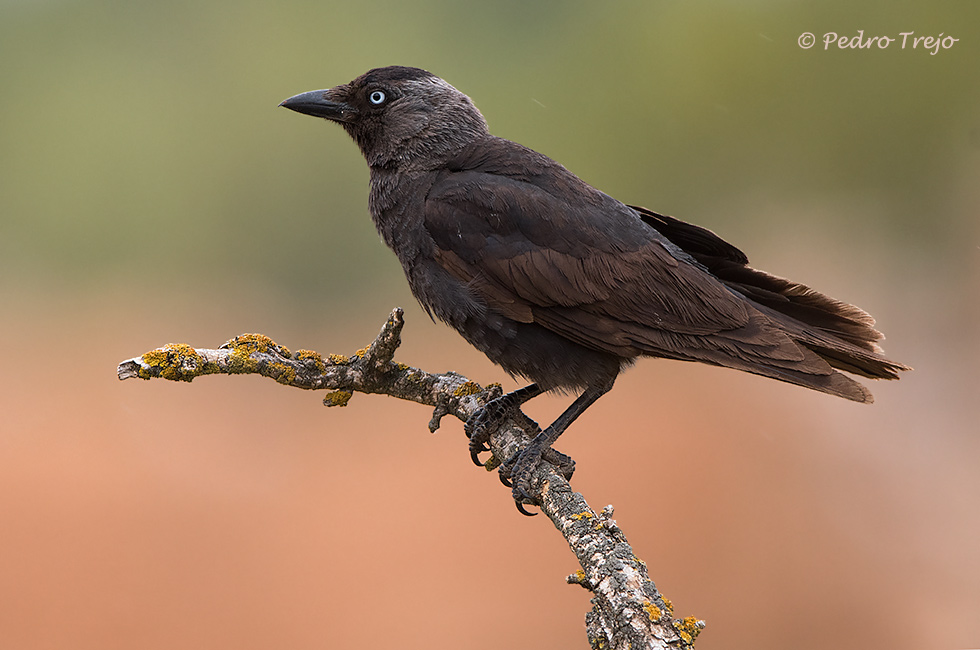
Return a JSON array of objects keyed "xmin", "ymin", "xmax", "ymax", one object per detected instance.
[{"xmin": 117, "ymin": 307, "xmax": 704, "ymax": 649}]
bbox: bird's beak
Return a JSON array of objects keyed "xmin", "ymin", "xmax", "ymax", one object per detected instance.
[{"xmin": 279, "ymin": 89, "xmax": 355, "ymax": 122}]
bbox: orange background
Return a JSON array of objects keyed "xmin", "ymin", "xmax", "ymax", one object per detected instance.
[{"xmin": 2, "ymin": 278, "xmax": 977, "ymax": 649}]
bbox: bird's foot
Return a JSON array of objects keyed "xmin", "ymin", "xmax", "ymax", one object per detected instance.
[
  {"xmin": 463, "ymin": 387, "xmax": 522, "ymax": 466},
  {"xmin": 499, "ymin": 439, "xmax": 576, "ymax": 516}
]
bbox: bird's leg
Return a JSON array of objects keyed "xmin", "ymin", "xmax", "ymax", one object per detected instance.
[
  {"xmin": 503, "ymin": 381, "xmax": 612, "ymax": 515},
  {"xmin": 465, "ymin": 383, "xmax": 543, "ymax": 465}
]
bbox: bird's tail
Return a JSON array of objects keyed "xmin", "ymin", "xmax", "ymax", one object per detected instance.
[
  {"xmin": 631, "ymin": 206, "xmax": 911, "ymax": 392},
  {"xmin": 717, "ymin": 264, "xmax": 910, "ymax": 382}
]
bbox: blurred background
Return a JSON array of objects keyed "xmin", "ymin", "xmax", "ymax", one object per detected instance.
[{"xmin": 1, "ymin": 1, "xmax": 978, "ymax": 648}]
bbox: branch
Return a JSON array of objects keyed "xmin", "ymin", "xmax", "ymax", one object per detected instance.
[{"xmin": 118, "ymin": 308, "xmax": 705, "ymax": 649}]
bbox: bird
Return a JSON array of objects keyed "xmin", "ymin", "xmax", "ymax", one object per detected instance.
[{"xmin": 280, "ymin": 66, "xmax": 909, "ymax": 512}]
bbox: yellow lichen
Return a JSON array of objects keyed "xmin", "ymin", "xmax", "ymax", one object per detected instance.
[
  {"xmin": 139, "ymin": 349, "xmax": 169, "ymax": 376},
  {"xmin": 642, "ymin": 600, "xmax": 662, "ymax": 622},
  {"xmin": 140, "ymin": 343, "xmax": 206, "ymax": 382},
  {"xmin": 401, "ymin": 368, "xmax": 426, "ymax": 385},
  {"xmin": 267, "ymin": 362, "xmax": 296, "ymax": 385},
  {"xmin": 353, "ymin": 346, "xmax": 369, "ymax": 358},
  {"xmin": 674, "ymin": 616, "xmax": 704, "ymax": 645},
  {"xmin": 323, "ymin": 390, "xmax": 353, "ymax": 407},
  {"xmin": 227, "ymin": 333, "xmax": 289, "ymax": 357},
  {"xmin": 662, "ymin": 596, "xmax": 674, "ymax": 617},
  {"xmin": 327, "ymin": 353, "xmax": 351, "ymax": 365},
  {"xmin": 223, "ymin": 334, "xmax": 289, "ymax": 375},
  {"xmin": 295, "ymin": 349, "xmax": 326, "ymax": 374},
  {"xmin": 571, "ymin": 511, "xmax": 594, "ymax": 521},
  {"xmin": 452, "ymin": 381, "xmax": 483, "ymax": 397},
  {"xmin": 226, "ymin": 345, "xmax": 259, "ymax": 374}
]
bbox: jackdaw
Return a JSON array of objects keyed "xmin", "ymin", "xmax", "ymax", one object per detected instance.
[{"xmin": 281, "ymin": 66, "xmax": 908, "ymax": 512}]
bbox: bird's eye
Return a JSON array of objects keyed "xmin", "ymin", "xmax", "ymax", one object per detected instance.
[{"xmin": 369, "ymin": 90, "xmax": 386, "ymax": 105}]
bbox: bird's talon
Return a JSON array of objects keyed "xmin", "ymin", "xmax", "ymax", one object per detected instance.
[
  {"xmin": 468, "ymin": 431, "xmax": 490, "ymax": 466},
  {"xmin": 515, "ymin": 501, "xmax": 538, "ymax": 516},
  {"xmin": 517, "ymin": 486, "xmax": 535, "ymax": 502}
]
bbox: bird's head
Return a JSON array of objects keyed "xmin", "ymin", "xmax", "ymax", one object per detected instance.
[{"xmin": 281, "ymin": 66, "xmax": 489, "ymax": 169}]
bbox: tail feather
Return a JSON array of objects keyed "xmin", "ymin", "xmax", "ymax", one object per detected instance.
[
  {"xmin": 638, "ymin": 323, "xmax": 876, "ymax": 403},
  {"xmin": 733, "ymin": 347, "xmax": 875, "ymax": 403},
  {"xmin": 713, "ymin": 262, "xmax": 883, "ymax": 354},
  {"xmin": 729, "ymin": 276, "xmax": 910, "ymax": 380},
  {"xmin": 632, "ymin": 205, "xmax": 911, "ymax": 391}
]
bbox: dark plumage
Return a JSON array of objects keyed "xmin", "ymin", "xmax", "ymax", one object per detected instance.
[{"xmin": 281, "ymin": 66, "xmax": 909, "ymax": 510}]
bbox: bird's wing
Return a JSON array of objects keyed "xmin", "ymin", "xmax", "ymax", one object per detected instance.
[
  {"xmin": 422, "ymin": 156, "xmax": 890, "ymax": 403},
  {"xmin": 422, "ymin": 168, "xmax": 786, "ymax": 359},
  {"xmin": 628, "ymin": 206, "xmax": 748, "ymax": 264}
]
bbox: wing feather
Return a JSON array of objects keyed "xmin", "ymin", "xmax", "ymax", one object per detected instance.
[{"xmin": 425, "ymin": 171, "xmax": 752, "ymax": 349}]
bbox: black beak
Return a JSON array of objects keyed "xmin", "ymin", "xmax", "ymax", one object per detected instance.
[{"xmin": 279, "ymin": 89, "xmax": 354, "ymax": 122}]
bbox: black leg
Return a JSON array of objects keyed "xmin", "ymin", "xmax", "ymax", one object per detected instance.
[{"xmin": 506, "ymin": 381, "xmax": 613, "ymax": 514}]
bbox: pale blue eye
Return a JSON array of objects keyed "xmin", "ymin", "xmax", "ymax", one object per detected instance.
[{"xmin": 369, "ymin": 90, "xmax": 386, "ymax": 105}]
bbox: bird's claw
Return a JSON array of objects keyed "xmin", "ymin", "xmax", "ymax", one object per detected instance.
[
  {"xmin": 515, "ymin": 500, "xmax": 537, "ymax": 517},
  {"xmin": 464, "ymin": 410, "xmax": 494, "ymax": 467},
  {"xmin": 541, "ymin": 446, "xmax": 576, "ymax": 481},
  {"xmin": 463, "ymin": 391, "xmax": 516, "ymax": 466},
  {"xmin": 469, "ymin": 447, "xmax": 486, "ymax": 466},
  {"xmin": 499, "ymin": 446, "xmax": 544, "ymax": 516},
  {"xmin": 464, "ymin": 385, "xmax": 575, "ymax": 515},
  {"xmin": 498, "ymin": 440, "xmax": 577, "ymax": 515},
  {"xmin": 464, "ymin": 430, "xmax": 485, "ymax": 466}
]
